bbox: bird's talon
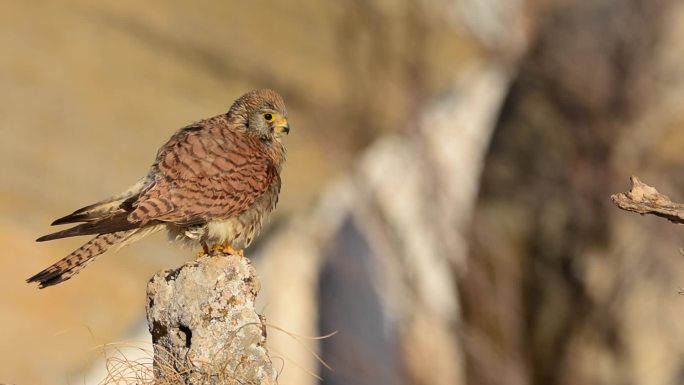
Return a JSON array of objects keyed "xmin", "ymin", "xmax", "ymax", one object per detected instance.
[{"xmin": 207, "ymin": 244, "xmax": 244, "ymax": 256}]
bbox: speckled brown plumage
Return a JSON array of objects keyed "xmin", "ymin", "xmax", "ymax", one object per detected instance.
[{"xmin": 28, "ymin": 89, "xmax": 289, "ymax": 288}]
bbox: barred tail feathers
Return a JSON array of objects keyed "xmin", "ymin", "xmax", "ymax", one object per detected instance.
[{"xmin": 27, "ymin": 230, "xmax": 134, "ymax": 288}]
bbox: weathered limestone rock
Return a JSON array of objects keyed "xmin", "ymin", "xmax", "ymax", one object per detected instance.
[{"xmin": 146, "ymin": 253, "xmax": 276, "ymax": 385}]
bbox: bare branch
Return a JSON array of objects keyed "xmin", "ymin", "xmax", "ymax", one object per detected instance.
[{"xmin": 611, "ymin": 176, "xmax": 684, "ymax": 224}]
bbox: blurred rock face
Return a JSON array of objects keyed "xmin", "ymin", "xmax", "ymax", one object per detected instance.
[
  {"xmin": 258, "ymin": 65, "xmax": 510, "ymax": 385},
  {"xmin": 464, "ymin": 1, "xmax": 684, "ymax": 385}
]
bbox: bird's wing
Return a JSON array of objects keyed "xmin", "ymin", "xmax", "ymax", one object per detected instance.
[
  {"xmin": 127, "ymin": 121, "xmax": 279, "ymax": 225},
  {"xmin": 37, "ymin": 175, "xmax": 153, "ymax": 242},
  {"xmin": 36, "ymin": 212, "xmax": 145, "ymax": 241},
  {"xmin": 50, "ymin": 176, "xmax": 152, "ymax": 225}
]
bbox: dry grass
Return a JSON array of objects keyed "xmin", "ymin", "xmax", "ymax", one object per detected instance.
[
  {"xmin": 96, "ymin": 342, "xmax": 248, "ymax": 385},
  {"xmin": 93, "ymin": 324, "xmax": 337, "ymax": 384},
  {"xmin": 265, "ymin": 324, "xmax": 337, "ymax": 382}
]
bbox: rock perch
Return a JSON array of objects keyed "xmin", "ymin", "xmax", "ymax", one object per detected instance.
[{"xmin": 146, "ymin": 253, "xmax": 277, "ymax": 385}]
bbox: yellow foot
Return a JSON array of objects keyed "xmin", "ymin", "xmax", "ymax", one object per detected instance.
[
  {"xmin": 197, "ymin": 250, "xmax": 207, "ymax": 257},
  {"xmin": 209, "ymin": 244, "xmax": 244, "ymax": 257}
]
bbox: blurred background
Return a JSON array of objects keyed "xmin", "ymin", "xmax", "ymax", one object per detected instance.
[{"xmin": 2, "ymin": 0, "xmax": 684, "ymax": 384}]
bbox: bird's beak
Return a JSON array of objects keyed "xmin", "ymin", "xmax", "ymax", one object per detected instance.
[{"xmin": 274, "ymin": 117, "xmax": 290, "ymax": 135}]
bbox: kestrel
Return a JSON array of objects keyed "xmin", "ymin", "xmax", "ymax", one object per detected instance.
[{"xmin": 28, "ymin": 89, "xmax": 289, "ymax": 288}]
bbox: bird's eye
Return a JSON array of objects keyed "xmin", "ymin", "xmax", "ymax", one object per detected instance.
[{"xmin": 264, "ymin": 113, "xmax": 273, "ymax": 122}]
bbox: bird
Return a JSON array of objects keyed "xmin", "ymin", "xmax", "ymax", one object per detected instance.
[{"xmin": 27, "ymin": 89, "xmax": 290, "ymax": 289}]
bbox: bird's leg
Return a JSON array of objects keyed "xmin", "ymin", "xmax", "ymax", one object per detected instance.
[{"xmin": 197, "ymin": 241, "xmax": 209, "ymax": 257}]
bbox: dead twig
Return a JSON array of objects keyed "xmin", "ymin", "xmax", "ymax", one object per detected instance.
[{"xmin": 611, "ymin": 176, "xmax": 684, "ymax": 224}]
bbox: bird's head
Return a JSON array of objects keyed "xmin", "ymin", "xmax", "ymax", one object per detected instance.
[{"xmin": 227, "ymin": 89, "xmax": 290, "ymax": 140}]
